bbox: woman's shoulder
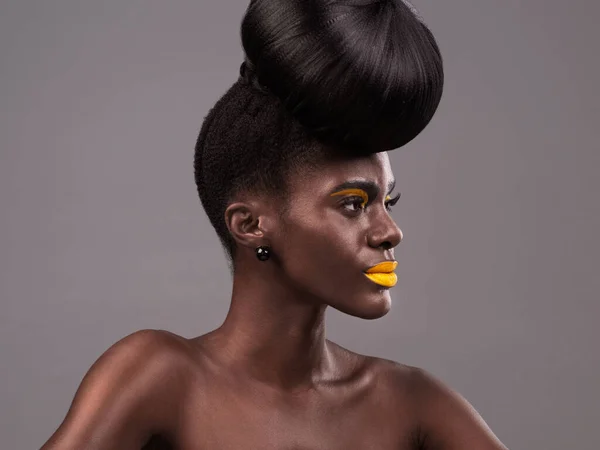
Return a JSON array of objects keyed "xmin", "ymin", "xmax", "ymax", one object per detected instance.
[
  {"xmin": 40, "ymin": 328, "xmax": 194, "ymax": 449},
  {"xmin": 343, "ymin": 350, "xmax": 466, "ymax": 409},
  {"xmin": 326, "ymin": 342, "xmax": 457, "ymax": 408},
  {"xmin": 102, "ymin": 328, "xmax": 197, "ymax": 378},
  {"xmin": 326, "ymin": 340, "xmax": 417, "ymax": 383},
  {"xmin": 359, "ymin": 354, "xmax": 508, "ymax": 449},
  {"xmin": 128, "ymin": 328, "xmax": 214, "ymax": 389}
]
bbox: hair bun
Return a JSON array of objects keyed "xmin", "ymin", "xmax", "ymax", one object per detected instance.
[{"xmin": 240, "ymin": 0, "xmax": 444, "ymax": 154}]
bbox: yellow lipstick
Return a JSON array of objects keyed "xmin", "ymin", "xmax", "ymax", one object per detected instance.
[{"xmin": 364, "ymin": 261, "xmax": 398, "ymax": 288}]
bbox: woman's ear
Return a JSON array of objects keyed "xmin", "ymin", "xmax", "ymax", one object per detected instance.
[{"xmin": 224, "ymin": 201, "xmax": 270, "ymax": 249}]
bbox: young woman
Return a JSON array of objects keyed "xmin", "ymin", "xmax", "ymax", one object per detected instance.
[{"xmin": 42, "ymin": 1, "xmax": 507, "ymax": 449}]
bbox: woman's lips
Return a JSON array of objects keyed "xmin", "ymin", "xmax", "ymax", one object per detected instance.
[{"xmin": 364, "ymin": 261, "xmax": 398, "ymax": 288}]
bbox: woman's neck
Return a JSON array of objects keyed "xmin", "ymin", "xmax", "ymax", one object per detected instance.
[{"xmin": 203, "ymin": 263, "xmax": 336, "ymax": 393}]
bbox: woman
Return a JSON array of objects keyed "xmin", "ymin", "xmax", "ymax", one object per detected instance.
[{"xmin": 42, "ymin": 1, "xmax": 507, "ymax": 449}]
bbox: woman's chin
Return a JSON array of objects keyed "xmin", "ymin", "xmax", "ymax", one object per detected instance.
[{"xmin": 332, "ymin": 289, "xmax": 393, "ymax": 320}]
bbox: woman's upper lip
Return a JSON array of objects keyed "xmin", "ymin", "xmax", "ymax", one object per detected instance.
[{"xmin": 364, "ymin": 261, "xmax": 398, "ymax": 273}]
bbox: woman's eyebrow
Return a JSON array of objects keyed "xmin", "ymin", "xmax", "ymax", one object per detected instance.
[{"xmin": 329, "ymin": 179, "xmax": 396, "ymax": 197}]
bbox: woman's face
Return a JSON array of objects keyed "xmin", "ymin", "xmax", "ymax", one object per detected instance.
[{"xmin": 273, "ymin": 151, "xmax": 403, "ymax": 320}]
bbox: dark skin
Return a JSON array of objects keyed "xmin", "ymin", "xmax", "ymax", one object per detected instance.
[{"xmin": 41, "ymin": 152, "xmax": 508, "ymax": 450}]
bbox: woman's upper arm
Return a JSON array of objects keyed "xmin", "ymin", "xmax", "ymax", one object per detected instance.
[
  {"xmin": 40, "ymin": 329, "xmax": 185, "ymax": 450},
  {"xmin": 411, "ymin": 367, "xmax": 509, "ymax": 450}
]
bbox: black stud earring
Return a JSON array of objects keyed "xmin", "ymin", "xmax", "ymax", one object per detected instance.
[{"xmin": 256, "ymin": 245, "xmax": 271, "ymax": 261}]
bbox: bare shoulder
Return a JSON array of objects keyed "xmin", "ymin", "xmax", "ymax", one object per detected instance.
[
  {"xmin": 329, "ymin": 347, "xmax": 415, "ymax": 392},
  {"xmin": 41, "ymin": 329, "xmax": 193, "ymax": 450},
  {"xmin": 101, "ymin": 328, "xmax": 190, "ymax": 360},
  {"xmin": 406, "ymin": 365, "xmax": 509, "ymax": 450},
  {"xmin": 324, "ymin": 342, "xmax": 417, "ymax": 405},
  {"xmin": 341, "ymin": 355, "xmax": 508, "ymax": 449}
]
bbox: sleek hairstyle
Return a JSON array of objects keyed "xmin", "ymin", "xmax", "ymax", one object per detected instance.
[{"xmin": 194, "ymin": 0, "xmax": 444, "ymax": 263}]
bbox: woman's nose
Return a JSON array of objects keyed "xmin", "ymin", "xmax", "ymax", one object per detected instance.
[{"xmin": 368, "ymin": 213, "xmax": 403, "ymax": 250}]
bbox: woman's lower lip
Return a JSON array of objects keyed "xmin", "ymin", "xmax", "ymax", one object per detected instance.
[{"xmin": 363, "ymin": 272, "xmax": 397, "ymax": 288}]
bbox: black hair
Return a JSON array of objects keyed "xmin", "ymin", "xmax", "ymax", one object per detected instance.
[{"xmin": 194, "ymin": 0, "xmax": 444, "ymax": 264}]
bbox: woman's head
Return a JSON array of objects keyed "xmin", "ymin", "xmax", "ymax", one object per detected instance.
[
  {"xmin": 233, "ymin": 150, "xmax": 404, "ymax": 319},
  {"xmin": 194, "ymin": 0, "xmax": 442, "ymax": 315}
]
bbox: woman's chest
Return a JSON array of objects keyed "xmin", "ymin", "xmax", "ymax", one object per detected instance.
[
  {"xmin": 175, "ymin": 414, "xmax": 417, "ymax": 450},
  {"xmin": 171, "ymin": 380, "xmax": 420, "ymax": 450}
]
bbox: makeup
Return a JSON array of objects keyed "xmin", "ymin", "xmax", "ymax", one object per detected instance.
[
  {"xmin": 329, "ymin": 180, "xmax": 399, "ymax": 210},
  {"xmin": 364, "ymin": 261, "xmax": 398, "ymax": 288},
  {"xmin": 330, "ymin": 188, "xmax": 368, "ymax": 207},
  {"xmin": 329, "ymin": 179, "xmax": 396, "ymax": 200}
]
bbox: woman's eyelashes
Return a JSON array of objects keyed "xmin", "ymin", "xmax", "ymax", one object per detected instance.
[
  {"xmin": 335, "ymin": 191, "xmax": 401, "ymax": 215},
  {"xmin": 385, "ymin": 192, "xmax": 401, "ymax": 211},
  {"xmin": 341, "ymin": 196, "xmax": 368, "ymax": 213}
]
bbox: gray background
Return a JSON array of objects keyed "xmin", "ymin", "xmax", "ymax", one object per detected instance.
[{"xmin": 1, "ymin": 1, "xmax": 598, "ymax": 449}]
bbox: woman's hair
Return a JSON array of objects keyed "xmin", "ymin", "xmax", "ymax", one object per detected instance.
[{"xmin": 194, "ymin": 0, "xmax": 444, "ymax": 263}]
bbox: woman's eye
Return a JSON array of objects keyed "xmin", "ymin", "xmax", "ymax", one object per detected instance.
[
  {"xmin": 385, "ymin": 193, "xmax": 401, "ymax": 211},
  {"xmin": 341, "ymin": 197, "xmax": 366, "ymax": 213}
]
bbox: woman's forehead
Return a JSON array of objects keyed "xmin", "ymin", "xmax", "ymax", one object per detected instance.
[{"xmin": 289, "ymin": 152, "xmax": 394, "ymax": 194}]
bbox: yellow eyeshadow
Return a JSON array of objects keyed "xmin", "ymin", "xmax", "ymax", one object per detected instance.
[
  {"xmin": 330, "ymin": 188, "xmax": 369, "ymax": 207},
  {"xmin": 385, "ymin": 195, "xmax": 391, "ymax": 202}
]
